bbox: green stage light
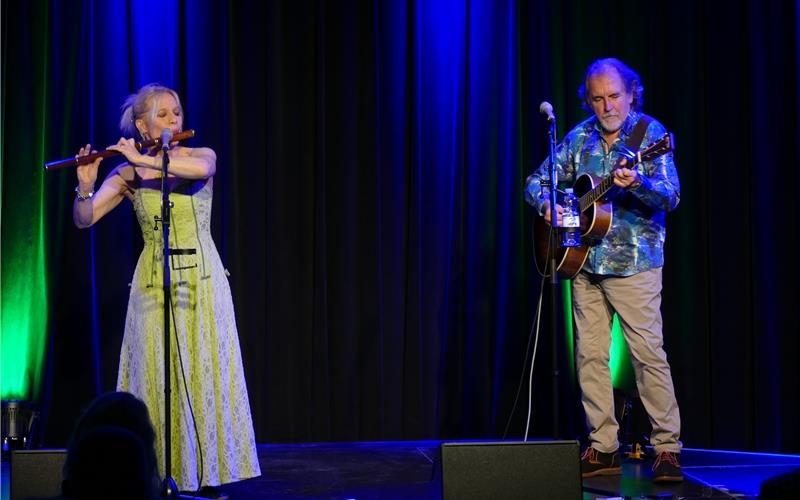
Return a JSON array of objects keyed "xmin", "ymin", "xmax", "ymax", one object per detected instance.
[{"xmin": 562, "ymin": 285, "xmax": 634, "ymax": 391}]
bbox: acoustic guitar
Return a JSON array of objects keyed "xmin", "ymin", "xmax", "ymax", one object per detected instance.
[{"xmin": 533, "ymin": 132, "xmax": 675, "ymax": 278}]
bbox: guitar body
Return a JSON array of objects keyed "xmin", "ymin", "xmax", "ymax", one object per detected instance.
[
  {"xmin": 531, "ymin": 131, "xmax": 674, "ymax": 279},
  {"xmin": 533, "ymin": 173, "xmax": 613, "ymax": 279},
  {"xmin": 573, "ymin": 173, "xmax": 612, "ymax": 242}
]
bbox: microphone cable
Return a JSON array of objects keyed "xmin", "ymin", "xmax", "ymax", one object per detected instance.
[
  {"xmin": 170, "ymin": 297, "xmax": 205, "ymax": 489},
  {"xmin": 165, "ymin": 189, "xmax": 207, "ymax": 490},
  {"xmin": 502, "ymin": 222, "xmax": 552, "ymax": 440}
]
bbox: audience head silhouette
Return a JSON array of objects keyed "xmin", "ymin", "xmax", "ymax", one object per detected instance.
[{"xmin": 62, "ymin": 391, "xmax": 160, "ymax": 500}]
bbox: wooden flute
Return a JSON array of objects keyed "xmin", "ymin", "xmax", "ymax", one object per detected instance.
[{"xmin": 44, "ymin": 129, "xmax": 196, "ymax": 170}]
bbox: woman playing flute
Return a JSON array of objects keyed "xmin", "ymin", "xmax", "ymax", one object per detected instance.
[{"xmin": 72, "ymin": 83, "xmax": 260, "ymax": 499}]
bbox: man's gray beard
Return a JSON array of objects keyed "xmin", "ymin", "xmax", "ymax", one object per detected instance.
[{"xmin": 600, "ymin": 116, "xmax": 623, "ymax": 134}]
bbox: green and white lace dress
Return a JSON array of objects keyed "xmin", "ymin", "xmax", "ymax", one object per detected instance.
[{"xmin": 117, "ymin": 177, "xmax": 260, "ymax": 491}]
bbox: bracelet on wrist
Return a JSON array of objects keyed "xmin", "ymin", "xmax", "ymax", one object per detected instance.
[{"xmin": 75, "ymin": 185, "xmax": 95, "ymax": 201}]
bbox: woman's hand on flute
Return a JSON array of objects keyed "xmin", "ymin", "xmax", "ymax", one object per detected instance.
[
  {"xmin": 106, "ymin": 137, "xmax": 153, "ymax": 168},
  {"xmin": 76, "ymin": 144, "xmax": 101, "ymax": 193}
]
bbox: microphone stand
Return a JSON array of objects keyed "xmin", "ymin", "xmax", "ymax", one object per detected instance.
[
  {"xmin": 157, "ymin": 140, "xmax": 179, "ymax": 498},
  {"xmin": 545, "ymin": 115, "xmax": 562, "ymax": 439}
]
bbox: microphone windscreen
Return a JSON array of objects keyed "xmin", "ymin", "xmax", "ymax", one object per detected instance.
[{"xmin": 161, "ymin": 128, "xmax": 174, "ymax": 144}]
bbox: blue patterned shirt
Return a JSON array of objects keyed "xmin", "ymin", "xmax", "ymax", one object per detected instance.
[{"xmin": 525, "ymin": 111, "xmax": 680, "ymax": 276}]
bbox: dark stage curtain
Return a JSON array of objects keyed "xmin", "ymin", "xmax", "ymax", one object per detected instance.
[{"xmin": 1, "ymin": 0, "xmax": 798, "ymax": 454}]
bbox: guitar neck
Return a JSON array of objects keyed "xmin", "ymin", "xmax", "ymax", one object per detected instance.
[
  {"xmin": 577, "ymin": 161, "xmax": 637, "ymax": 213},
  {"xmin": 576, "ymin": 132, "xmax": 674, "ymax": 213}
]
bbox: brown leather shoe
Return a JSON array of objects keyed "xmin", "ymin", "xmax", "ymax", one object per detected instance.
[
  {"xmin": 652, "ymin": 451, "xmax": 683, "ymax": 482},
  {"xmin": 581, "ymin": 447, "xmax": 622, "ymax": 478}
]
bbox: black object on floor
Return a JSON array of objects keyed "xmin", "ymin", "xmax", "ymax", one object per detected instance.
[{"xmin": 3, "ymin": 441, "xmax": 800, "ymax": 499}]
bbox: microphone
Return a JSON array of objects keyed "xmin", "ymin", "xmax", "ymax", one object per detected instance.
[
  {"xmin": 160, "ymin": 128, "xmax": 174, "ymax": 150},
  {"xmin": 539, "ymin": 101, "xmax": 555, "ymax": 122}
]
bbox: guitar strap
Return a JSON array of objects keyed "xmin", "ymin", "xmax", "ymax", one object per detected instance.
[{"xmin": 623, "ymin": 114, "xmax": 653, "ymax": 156}]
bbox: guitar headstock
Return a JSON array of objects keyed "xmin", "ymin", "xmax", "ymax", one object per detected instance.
[{"xmin": 638, "ymin": 133, "xmax": 675, "ymax": 162}]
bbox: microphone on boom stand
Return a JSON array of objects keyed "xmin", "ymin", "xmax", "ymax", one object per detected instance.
[{"xmin": 540, "ymin": 100, "xmax": 564, "ymax": 440}]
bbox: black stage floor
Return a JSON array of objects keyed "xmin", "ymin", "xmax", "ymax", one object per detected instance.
[{"xmin": 3, "ymin": 440, "xmax": 800, "ymax": 499}]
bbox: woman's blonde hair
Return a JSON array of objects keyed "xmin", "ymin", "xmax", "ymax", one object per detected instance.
[{"xmin": 119, "ymin": 83, "xmax": 183, "ymax": 138}]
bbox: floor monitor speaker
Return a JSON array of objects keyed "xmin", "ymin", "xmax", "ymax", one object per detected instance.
[
  {"xmin": 10, "ymin": 448, "xmax": 67, "ymax": 500},
  {"xmin": 441, "ymin": 440, "xmax": 581, "ymax": 500}
]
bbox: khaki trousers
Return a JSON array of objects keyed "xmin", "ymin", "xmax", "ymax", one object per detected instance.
[{"xmin": 572, "ymin": 267, "xmax": 682, "ymax": 454}]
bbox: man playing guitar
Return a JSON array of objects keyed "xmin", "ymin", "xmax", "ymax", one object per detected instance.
[{"xmin": 525, "ymin": 58, "xmax": 683, "ymax": 483}]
